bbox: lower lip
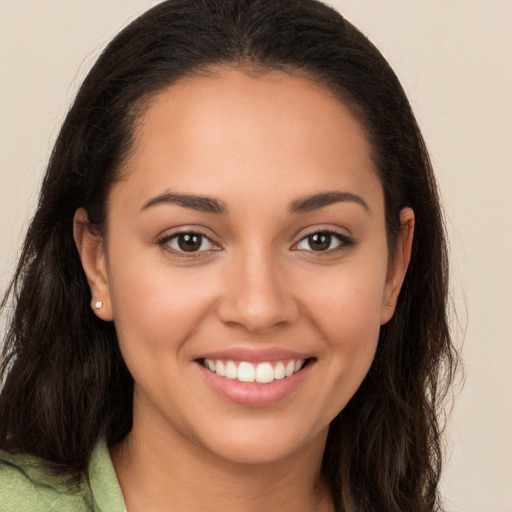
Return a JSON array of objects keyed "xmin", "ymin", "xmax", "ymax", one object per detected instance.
[{"xmin": 197, "ymin": 361, "xmax": 312, "ymax": 407}]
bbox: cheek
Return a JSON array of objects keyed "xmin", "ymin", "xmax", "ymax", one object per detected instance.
[
  {"xmin": 106, "ymin": 245, "xmax": 216, "ymax": 357},
  {"xmin": 300, "ymin": 261, "xmax": 387, "ymax": 342},
  {"xmin": 321, "ymin": 284, "xmax": 381, "ymax": 377},
  {"xmin": 296, "ymin": 257, "xmax": 388, "ymax": 400}
]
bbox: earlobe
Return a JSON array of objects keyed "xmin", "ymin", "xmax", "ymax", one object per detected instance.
[
  {"xmin": 380, "ymin": 207, "xmax": 415, "ymax": 325},
  {"xmin": 73, "ymin": 208, "xmax": 113, "ymax": 321}
]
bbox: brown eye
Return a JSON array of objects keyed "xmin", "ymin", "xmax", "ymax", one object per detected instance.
[
  {"xmin": 177, "ymin": 233, "xmax": 203, "ymax": 252},
  {"xmin": 307, "ymin": 233, "xmax": 332, "ymax": 251},
  {"xmin": 161, "ymin": 232, "xmax": 217, "ymax": 254},
  {"xmin": 296, "ymin": 231, "xmax": 345, "ymax": 252}
]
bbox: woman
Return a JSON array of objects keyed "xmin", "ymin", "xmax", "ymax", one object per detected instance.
[{"xmin": 0, "ymin": 1, "xmax": 457, "ymax": 510}]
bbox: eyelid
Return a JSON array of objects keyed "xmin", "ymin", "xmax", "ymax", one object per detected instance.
[
  {"xmin": 156, "ymin": 225, "xmax": 353, "ymax": 257},
  {"xmin": 291, "ymin": 227, "xmax": 354, "ymax": 253},
  {"xmin": 157, "ymin": 227, "xmax": 222, "ymax": 256}
]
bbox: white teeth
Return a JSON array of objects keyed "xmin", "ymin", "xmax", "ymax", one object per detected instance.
[
  {"xmin": 255, "ymin": 362, "xmax": 274, "ymax": 384},
  {"xmin": 225, "ymin": 361, "xmax": 238, "ymax": 379},
  {"xmin": 238, "ymin": 362, "xmax": 255, "ymax": 382},
  {"xmin": 203, "ymin": 358, "xmax": 307, "ymax": 384},
  {"xmin": 274, "ymin": 362, "xmax": 286, "ymax": 380},
  {"xmin": 215, "ymin": 361, "xmax": 225, "ymax": 377}
]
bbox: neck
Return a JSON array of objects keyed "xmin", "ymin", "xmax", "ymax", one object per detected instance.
[{"xmin": 110, "ymin": 413, "xmax": 333, "ymax": 512}]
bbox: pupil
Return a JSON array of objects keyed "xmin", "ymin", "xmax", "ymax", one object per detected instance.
[
  {"xmin": 178, "ymin": 234, "xmax": 202, "ymax": 252},
  {"xmin": 309, "ymin": 233, "xmax": 331, "ymax": 251}
]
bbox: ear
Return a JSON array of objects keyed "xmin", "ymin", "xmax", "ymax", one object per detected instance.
[
  {"xmin": 73, "ymin": 208, "xmax": 113, "ymax": 321},
  {"xmin": 380, "ymin": 207, "xmax": 415, "ymax": 325}
]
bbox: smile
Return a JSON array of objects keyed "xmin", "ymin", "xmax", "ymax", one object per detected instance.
[{"xmin": 202, "ymin": 359, "xmax": 306, "ymax": 384}]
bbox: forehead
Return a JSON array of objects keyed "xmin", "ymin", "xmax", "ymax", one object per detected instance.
[{"xmin": 116, "ymin": 68, "xmax": 381, "ymax": 213}]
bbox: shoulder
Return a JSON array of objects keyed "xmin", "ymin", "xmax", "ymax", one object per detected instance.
[{"xmin": 0, "ymin": 451, "xmax": 92, "ymax": 512}]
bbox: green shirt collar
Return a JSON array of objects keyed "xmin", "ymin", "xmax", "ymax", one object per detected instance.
[{"xmin": 88, "ymin": 440, "xmax": 127, "ymax": 512}]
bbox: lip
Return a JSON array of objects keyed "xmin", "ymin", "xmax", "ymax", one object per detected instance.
[
  {"xmin": 195, "ymin": 354, "xmax": 315, "ymax": 407},
  {"xmin": 196, "ymin": 346, "xmax": 312, "ymax": 364}
]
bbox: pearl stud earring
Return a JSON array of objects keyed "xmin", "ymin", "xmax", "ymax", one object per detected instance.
[{"xmin": 92, "ymin": 301, "xmax": 103, "ymax": 310}]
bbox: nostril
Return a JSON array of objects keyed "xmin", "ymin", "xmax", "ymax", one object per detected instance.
[{"xmin": 216, "ymin": 293, "xmax": 300, "ymax": 333}]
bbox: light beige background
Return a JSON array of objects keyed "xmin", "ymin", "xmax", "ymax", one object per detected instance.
[{"xmin": 1, "ymin": 1, "xmax": 511, "ymax": 511}]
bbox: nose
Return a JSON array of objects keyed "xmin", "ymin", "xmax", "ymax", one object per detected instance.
[{"xmin": 216, "ymin": 248, "xmax": 299, "ymax": 333}]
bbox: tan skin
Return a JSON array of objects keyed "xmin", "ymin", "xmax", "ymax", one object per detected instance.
[{"xmin": 74, "ymin": 69, "xmax": 414, "ymax": 512}]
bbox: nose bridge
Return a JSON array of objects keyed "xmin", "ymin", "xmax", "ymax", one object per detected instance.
[{"xmin": 217, "ymin": 242, "xmax": 298, "ymax": 332}]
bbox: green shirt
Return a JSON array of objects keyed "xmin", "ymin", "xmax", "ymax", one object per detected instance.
[{"xmin": 0, "ymin": 441, "xmax": 127, "ymax": 511}]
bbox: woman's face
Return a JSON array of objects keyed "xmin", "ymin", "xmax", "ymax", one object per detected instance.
[{"xmin": 77, "ymin": 69, "xmax": 412, "ymax": 465}]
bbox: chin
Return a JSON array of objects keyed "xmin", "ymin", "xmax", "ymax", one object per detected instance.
[{"xmin": 191, "ymin": 416, "xmax": 329, "ymax": 467}]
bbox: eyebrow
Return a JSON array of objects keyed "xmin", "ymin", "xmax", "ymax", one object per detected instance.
[
  {"xmin": 141, "ymin": 192, "xmax": 228, "ymax": 214},
  {"xmin": 141, "ymin": 190, "xmax": 369, "ymax": 216},
  {"xmin": 288, "ymin": 191, "xmax": 370, "ymax": 214}
]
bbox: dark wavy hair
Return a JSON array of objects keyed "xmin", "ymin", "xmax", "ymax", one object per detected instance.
[{"xmin": 0, "ymin": 1, "xmax": 458, "ymax": 510}]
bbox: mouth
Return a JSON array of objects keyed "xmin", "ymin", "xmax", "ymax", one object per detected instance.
[{"xmin": 198, "ymin": 357, "xmax": 315, "ymax": 385}]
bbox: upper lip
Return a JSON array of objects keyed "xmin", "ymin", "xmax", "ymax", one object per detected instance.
[{"xmin": 195, "ymin": 346, "xmax": 313, "ymax": 364}]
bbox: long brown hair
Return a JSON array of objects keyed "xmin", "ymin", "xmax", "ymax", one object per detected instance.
[{"xmin": 0, "ymin": 1, "xmax": 458, "ymax": 510}]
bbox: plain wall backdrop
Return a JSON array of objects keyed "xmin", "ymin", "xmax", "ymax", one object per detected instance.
[{"xmin": 1, "ymin": 1, "xmax": 511, "ymax": 511}]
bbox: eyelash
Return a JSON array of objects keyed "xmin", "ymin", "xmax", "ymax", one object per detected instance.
[
  {"xmin": 293, "ymin": 229, "xmax": 354, "ymax": 254},
  {"xmin": 157, "ymin": 229, "xmax": 353, "ymax": 257},
  {"xmin": 157, "ymin": 230, "xmax": 220, "ymax": 258}
]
